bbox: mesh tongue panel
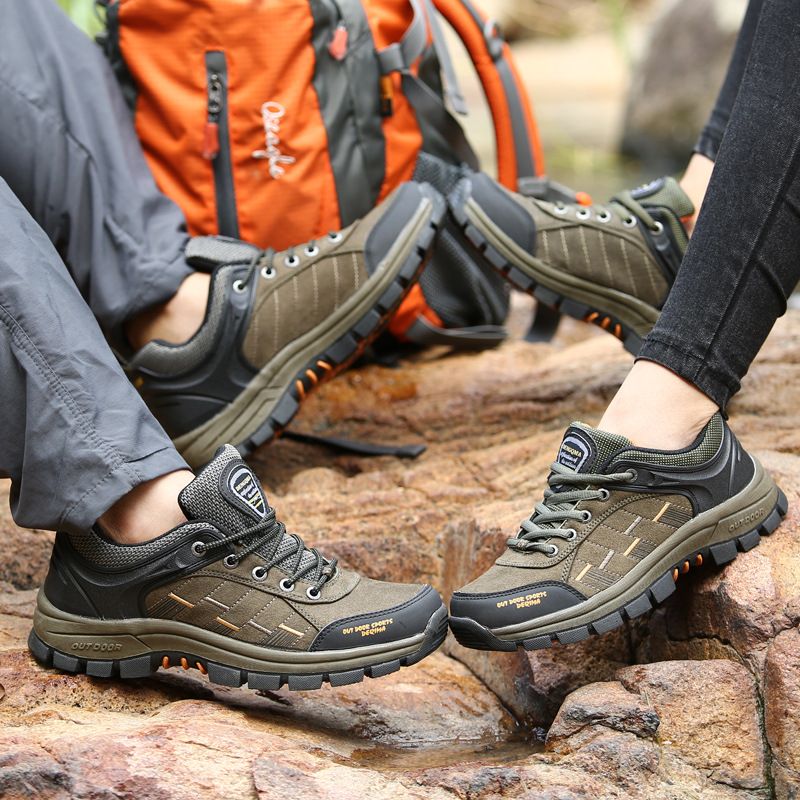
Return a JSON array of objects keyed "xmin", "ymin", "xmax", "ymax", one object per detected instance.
[
  {"xmin": 630, "ymin": 176, "xmax": 694, "ymax": 219},
  {"xmin": 556, "ymin": 423, "xmax": 633, "ymax": 475},
  {"xmin": 179, "ymin": 445, "xmax": 319, "ymax": 575}
]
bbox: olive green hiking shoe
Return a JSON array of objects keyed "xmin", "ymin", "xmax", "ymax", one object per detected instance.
[
  {"xmin": 449, "ymin": 414, "xmax": 787, "ymax": 651},
  {"xmin": 30, "ymin": 445, "xmax": 447, "ymax": 689},
  {"xmin": 449, "ymin": 175, "xmax": 693, "ymax": 354},
  {"xmin": 128, "ymin": 182, "xmax": 445, "ymax": 468}
]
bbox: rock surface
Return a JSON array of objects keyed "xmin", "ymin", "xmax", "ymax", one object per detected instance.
[{"xmin": 1, "ymin": 299, "xmax": 799, "ymax": 798}]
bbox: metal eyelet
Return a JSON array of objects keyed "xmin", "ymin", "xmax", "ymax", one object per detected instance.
[
  {"xmin": 626, "ymin": 469, "xmax": 639, "ymax": 483},
  {"xmin": 328, "ymin": 231, "xmax": 343, "ymax": 243},
  {"xmin": 580, "ymin": 510, "xmax": 592, "ymax": 523},
  {"xmin": 252, "ymin": 566, "xmax": 268, "ymax": 582},
  {"xmin": 546, "ymin": 544, "xmax": 560, "ymax": 558},
  {"xmin": 285, "ymin": 255, "xmax": 300, "ymax": 268},
  {"xmin": 306, "ymin": 587, "xmax": 321, "ymax": 600},
  {"xmin": 564, "ymin": 529, "xmax": 578, "ymax": 541},
  {"xmin": 623, "ymin": 217, "xmax": 637, "ymax": 228},
  {"xmin": 552, "ymin": 204, "xmax": 569, "ymax": 215},
  {"xmin": 261, "ymin": 266, "xmax": 276, "ymax": 280},
  {"xmin": 596, "ymin": 210, "xmax": 612, "ymax": 222},
  {"xmin": 232, "ymin": 280, "xmax": 247, "ymax": 293},
  {"xmin": 651, "ymin": 221, "xmax": 664, "ymax": 234},
  {"xmin": 304, "ymin": 245, "xmax": 319, "ymax": 257},
  {"xmin": 223, "ymin": 554, "xmax": 238, "ymax": 569},
  {"xmin": 576, "ymin": 208, "xmax": 591, "ymax": 220},
  {"xmin": 279, "ymin": 578, "xmax": 295, "ymax": 593},
  {"xmin": 598, "ymin": 488, "xmax": 611, "ymax": 501},
  {"xmin": 191, "ymin": 541, "xmax": 205, "ymax": 557}
]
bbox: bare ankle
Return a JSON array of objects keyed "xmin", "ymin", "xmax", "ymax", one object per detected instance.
[
  {"xmin": 598, "ymin": 360, "xmax": 718, "ymax": 451},
  {"xmin": 679, "ymin": 153, "xmax": 715, "ymax": 237},
  {"xmin": 126, "ymin": 272, "xmax": 211, "ymax": 350},
  {"xmin": 98, "ymin": 470, "xmax": 194, "ymax": 544}
]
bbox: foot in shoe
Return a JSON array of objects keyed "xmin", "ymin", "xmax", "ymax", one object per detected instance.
[
  {"xmin": 449, "ymin": 414, "xmax": 788, "ymax": 651},
  {"xmin": 127, "ymin": 182, "xmax": 445, "ymax": 468},
  {"xmin": 448, "ymin": 175, "xmax": 694, "ymax": 355},
  {"xmin": 30, "ymin": 445, "xmax": 448, "ymax": 689}
]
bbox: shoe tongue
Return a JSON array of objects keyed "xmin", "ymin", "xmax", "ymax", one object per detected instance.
[
  {"xmin": 556, "ymin": 423, "xmax": 634, "ymax": 474},
  {"xmin": 629, "ymin": 176, "xmax": 694, "ymax": 219},
  {"xmin": 179, "ymin": 445, "xmax": 269, "ymax": 531}
]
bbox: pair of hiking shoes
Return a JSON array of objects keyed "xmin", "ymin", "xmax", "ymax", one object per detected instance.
[{"xmin": 29, "ymin": 175, "xmax": 788, "ymax": 688}]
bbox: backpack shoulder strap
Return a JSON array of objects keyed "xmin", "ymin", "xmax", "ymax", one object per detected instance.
[{"xmin": 431, "ymin": 0, "xmax": 545, "ymax": 191}]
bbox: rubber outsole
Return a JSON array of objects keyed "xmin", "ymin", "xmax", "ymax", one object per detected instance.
[
  {"xmin": 449, "ymin": 489, "xmax": 788, "ymax": 651},
  {"xmin": 28, "ymin": 605, "xmax": 449, "ymax": 691},
  {"xmin": 450, "ymin": 196, "xmax": 653, "ymax": 356}
]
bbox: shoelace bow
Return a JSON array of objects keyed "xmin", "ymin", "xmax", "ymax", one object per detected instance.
[
  {"xmin": 194, "ymin": 505, "xmax": 337, "ymax": 592},
  {"xmin": 552, "ymin": 190, "xmax": 662, "ymax": 233},
  {"xmin": 508, "ymin": 461, "xmax": 635, "ymax": 555}
]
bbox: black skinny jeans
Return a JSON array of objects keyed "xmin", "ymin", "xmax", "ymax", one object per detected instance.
[{"xmin": 639, "ymin": 0, "xmax": 800, "ymax": 410}]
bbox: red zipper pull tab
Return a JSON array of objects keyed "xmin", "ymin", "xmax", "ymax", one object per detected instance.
[
  {"xmin": 202, "ymin": 121, "xmax": 220, "ymax": 159},
  {"xmin": 329, "ymin": 22, "xmax": 348, "ymax": 60}
]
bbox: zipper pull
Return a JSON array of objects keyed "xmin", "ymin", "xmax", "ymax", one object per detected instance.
[
  {"xmin": 329, "ymin": 21, "xmax": 348, "ymax": 60},
  {"xmin": 380, "ymin": 75, "xmax": 394, "ymax": 117},
  {"xmin": 203, "ymin": 73, "xmax": 223, "ymax": 159}
]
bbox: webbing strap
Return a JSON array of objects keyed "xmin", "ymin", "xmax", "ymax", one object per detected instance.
[
  {"xmin": 420, "ymin": 0, "xmax": 467, "ymax": 114},
  {"xmin": 405, "ymin": 316, "xmax": 507, "ymax": 350},
  {"xmin": 375, "ymin": 0, "xmax": 428, "ymax": 74}
]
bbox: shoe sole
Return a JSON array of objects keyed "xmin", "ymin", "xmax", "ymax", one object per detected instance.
[
  {"xmin": 450, "ymin": 468, "xmax": 788, "ymax": 651},
  {"xmin": 29, "ymin": 599, "xmax": 448, "ymax": 691},
  {"xmin": 451, "ymin": 192, "xmax": 660, "ymax": 356},
  {"xmin": 174, "ymin": 189, "xmax": 445, "ymax": 467}
]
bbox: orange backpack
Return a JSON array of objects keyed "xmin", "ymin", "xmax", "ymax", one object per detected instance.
[{"xmin": 100, "ymin": 0, "xmax": 570, "ymax": 347}]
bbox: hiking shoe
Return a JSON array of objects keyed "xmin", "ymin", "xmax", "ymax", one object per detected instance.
[
  {"xmin": 128, "ymin": 182, "xmax": 445, "ymax": 468},
  {"xmin": 29, "ymin": 445, "xmax": 448, "ymax": 689},
  {"xmin": 449, "ymin": 175, "xmax": 693, "ymax": 355},
  {"xmin": 449, "ymin": 414, "xmax": 787, "ymax": 651}
]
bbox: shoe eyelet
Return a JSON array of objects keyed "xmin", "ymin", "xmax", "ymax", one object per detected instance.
[
  {"xmin": 306, "ymin": 587, "xmax": 321, "ymax": 600},
  {"xmin": 546, "ymin": 544, "xmax": 560, "ymax": 558},
  {"xmin": 279, "ymin": 578, "xmax": 295, "ymax": 593},
  {"xmin": 598, "ymin": 488, "xmax": 610, "ymax": 501},
  {"xmin": 623, "ymin": 217, "xmax": 637, "ymax": 228},
  {"xmin": 252, "ymin": 566, "xmax": 268, "ymax": 582},
  {"xmin": 576, "ymin": 208, "xmax": 591, "ymax": 220},
  {"xmin": 651, "ymin": 221, "xmax": 664, "ymax": 234},
  {"xmin": 223, "ymin": 554, "xmax": 238, "ymax": 569},
  {"xmin": 328, "ymin": 231, "xmax": 343, "ymax": 243},
  {"xmin": 232, "ymin": 280, "xmax": 247, "ymax": 293},
  {"xmin": 580, "ymin": 510, "xmax": 592, "ymax": 523},
  {"xmin": 626, "ymin": 469, "xmax": 639, "ymax": 483},
  {"xmin": 304, "ymin": 245, "xmax": 319, "ymax": 257},
  {"xmin": 191, "ymin": 541, "xmax": 205, "ymax": 557},
  {"xmin": 552, "ymin": 204, "xmax": 569, "ymax": 215},
  {"xmin": 261, "ymin": 266, "xmax": 276, "ymax": 280},
  {"xmin": 285, "ymin": 255, "xmax": 300, "ymax": 268},
  {"xmin": 564, "ymin": 529, "xmax": 578, "ymax": 541},
  {"xmin": 596, "ymin": 210, "xmax": 612, "ymax": 222}
]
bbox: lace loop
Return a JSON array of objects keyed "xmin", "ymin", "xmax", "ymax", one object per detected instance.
[{"xmin": 507, "ymin": 461, "xmax": 635, "ymax": 555}]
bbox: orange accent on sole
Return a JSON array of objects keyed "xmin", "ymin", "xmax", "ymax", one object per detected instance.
[
  {"xmin": 601, "ymin": 317, "xmax": 611, "ymax": 330},
  {"xmin": 296, "ymin": 380, "xmax": 306, "ymax": 400},
  {"xmin": 196, "ymin": 662, "xmax": 208, "ymax": 675},
  {"xmin": 316, "ymin": 360, "xmax": 332, "ymax": 371},
  {"xmin": 162, "ymin": 656, "xmax": 171, "ymax": 670},
  {"xmin": 695, "ymin": 554, "xmax": 703, "ymax": 566},
  {"xmin": 614, "ymin": 324, "xmax": 622, "ymax": 339},
  {"xmin": 681, "ymin": 561, "xmax": 691, "ymax": 574},
  {"xmin": 585, "ymin": 312, "xmax": 600, "ymax": 323},
  {"xmin": 306, "ymin": 369, "xmax": 319, "ymax": 384},
  {"xmin": 673, "ymin": 568, "xmax": 679, "ymax": 582}
]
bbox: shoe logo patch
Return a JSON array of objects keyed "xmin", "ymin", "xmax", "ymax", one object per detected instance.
[
  {"xmin": 225, "ymin": 465, "xmax": 267, "ymax": 520},
  {"xmin": 557, "ymin": 429, "xmax": 596, "ymax": 473}
]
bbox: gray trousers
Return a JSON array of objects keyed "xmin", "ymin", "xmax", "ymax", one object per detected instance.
[{"xmin": 0, "ymin": 0, "xmax": 192, "ymax": 534}]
